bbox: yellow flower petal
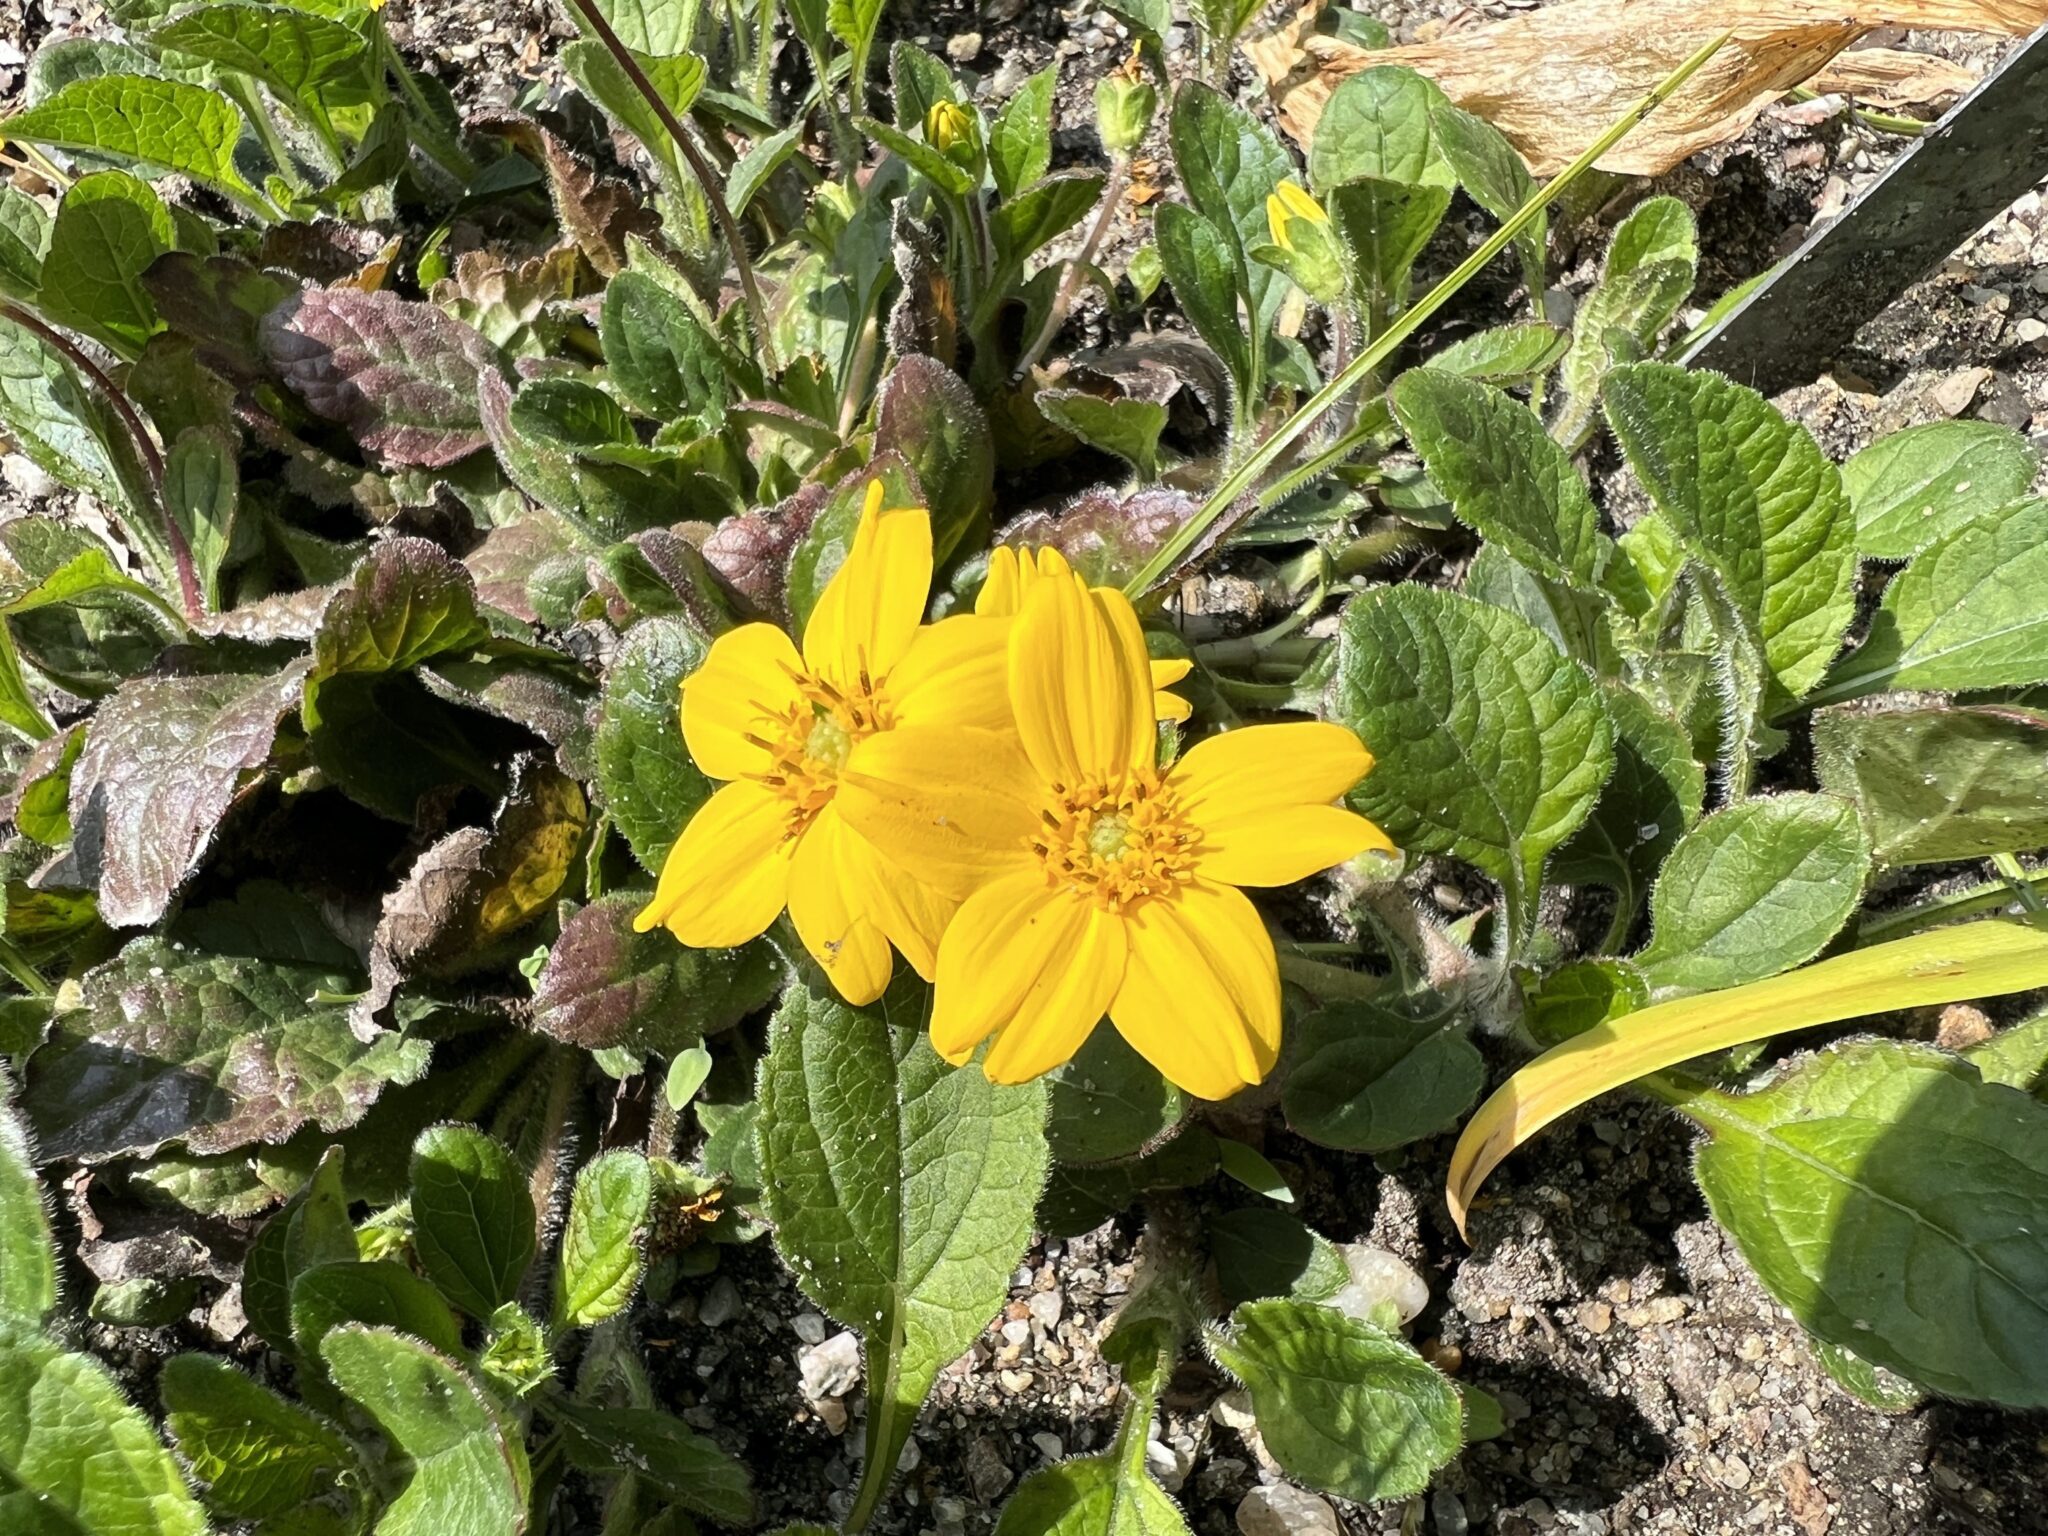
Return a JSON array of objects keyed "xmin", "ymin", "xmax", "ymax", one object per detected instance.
[
  {"xmin": 931, "ymin": 872, "xmax": 1126, "ymax": 1081},
  {"xmin": 802, "ymin": 482, "xmax": 933, "ymax": 692},
  {"xmin": 837, "ymin": 724, "xmax": 1038, "ymax": 900},
  {"xmin": 1169, "ymin": 721, "xmax": 1382, "ymax": 882},
  {"xmin": 1112, "ymin": 880, "xmax": 1280, "ymax": 1099},
  {"xmin": 888, "ymin": 612, "xmax": 1013, "ymax": 733},
  {"xmin": 1150, "ymin": 658, "xmax": 1193, "ymax": 723},
  {"xmin": 787, "ymin": 810, "xmax": 896, "ymax": 1005},
  {"xmin": 1009, "ymin": 564, "xmax": 1151, "ymax": 785},
  {"xmin": 634, "ymin": 780, "xmax": 795, "ymax": 947},
  {"xmin": 680, "ymin": 622, "xmax": 808, "ymax": 783},
  {"xmin": 830, "ymin": 814, "xmax": 958, "ymax": 982},
  {"xmin": 977, "ymin": 545, "xmax": 1023, "ymax": 616}
]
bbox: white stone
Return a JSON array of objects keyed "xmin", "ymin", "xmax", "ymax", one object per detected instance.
[
  {"xmin": 1326, "ymin": 1244, "xmax": 1430, "ymax": 1326},
  {"xmin": 1030, "ymin": 1430, "xmax": 1064, "ymax": 1461},
  {"xmin": 798, "ymin": 1331, "xmax": 862, "ymax": 1399},
  {"xmin": 792, "ymin": 1310, "xmax": 828, "ymax": 1345},
  {"xmin": 698, "ymin": 1275, "xmax": 740, "ymax": 1328},
  {"xmin": 1235, "ymin": 1484, "xmax": 1341, "ymax": 1536}
]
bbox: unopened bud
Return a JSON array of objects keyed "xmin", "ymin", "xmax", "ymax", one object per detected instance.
[{"xmin": 1095, "ymin": 55, "xmax": 1156, "ymax": 156}]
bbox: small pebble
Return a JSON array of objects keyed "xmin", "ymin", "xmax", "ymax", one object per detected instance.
[
  {"xmin": 946, "ymin": 30, "xmax": 983, "ymax": 61},
  {"xmin": 1236, "ymin": 1483, "xmax": 1342, "ymax": 1536},
  {"xmin": 792, "ymin": 1311, "xmax": 828, "ymax": 1345},
  {"xmin": 1031, "ymin": 1430, "xmax": 1064, "ymax": 1461},
  {"xmin": 698, "ymin": 1276, "xmax": 739, "ymax": 1328},
  {"xmin": 798, "ymin": 1331, "xmax": 862, "ymax": 1399}
]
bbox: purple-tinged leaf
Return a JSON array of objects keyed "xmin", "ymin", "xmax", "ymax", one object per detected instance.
[
  {"xmin": 999, "ymin": 486, "xmax": 1213, "ymax": 593},
  {"xmin": 59, "ymin": 660, "xmax": 313, "ymax": 929},
  {"xmin": 699, "ymin": 483, "xmax": 825, "ymax": 627},
  {"xmin": 262, "ymin": 287, "xmax": 510, "ymax": 468},
  {"xmin": 532, "ymin": 892, "xmax": 779, "ymax": 1057},
  {"xmin": 304, "ymin": 537, "xmax": 494, "ymax": 727},
  {"xmin": 141, "ymin": 252, "xmax": 293, "ymax": 388},
  {"xmin": 874, "ymin": 354, "xmax": 994, "ymax": 560}
]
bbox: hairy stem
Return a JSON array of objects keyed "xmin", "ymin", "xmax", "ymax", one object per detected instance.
[
  {"xmin": 562, "ymin": 0, "xmax": 780, "ymax": 375},
  {"xmin": 0, "ymin": 301, "xmax": 203, "ymax": 622}
]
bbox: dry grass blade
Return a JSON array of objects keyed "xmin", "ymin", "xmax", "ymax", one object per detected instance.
[
  {"xmin": 1244, "ymin": 0, "xmax": 2044, "ymax": 175},
  {"xmin": 1445, "ymin": 919, "xmax": 2048, "ymax": 1239}
]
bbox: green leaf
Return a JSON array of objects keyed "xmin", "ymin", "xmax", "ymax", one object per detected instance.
[
  {"xmin": 759, "ymin": 977, "xmax": 1049, "ymax": 1527},
  {"xmin": 408, "ymin": 1125, "xmax": 536, "ymax": 1319},
  {"xmin": 1327, "ymin": 177, "xmax": 1450, "ymax": 329},
  {"xmin": 1430, "ymin": 102, "xmax": 1542, "ymax": 299},
  {"xmin": 1967, "ymin": 1008, "xmax": 2048, "ymax": 1091},
  {"xmin": 1210, "ymin": 1298, "xmax": 1460, "ymax": 1502},
  {"xmin": 1168, "ymin": 82, "xmax": 1291, "ymax": 330},
  {"xmin": 304, "ymin": 537, "xmax": 492, "ymax": 728},
  {"xmin": 1816, "ymin": 497, "xmax": 2048, "ymax": 703},
  {"xmin": 990, "ymin": 173, "xmax": 1104, "ymax": 274},
  {"xmin": 0, "ymin": 1081, "xmax": 55, "ymax": 1324},
  {"xmin": 1217, "ymin": 1139, "xmax": 1293, "ymax": 1203},
  {"xmin": 1046, "ymin": 1028, "xmax": 1186, "ymax": 1166},
  {"xmin": 1815, "ymin": 702, "xmax": 2048, "ymax": 866},
  {"xmin": 25, "ymin": 935, "xmax": 426, "ymax": 1161},
  {"xmin": 151, "ymin": 2, "xmax": 367, "ymax": 105},
  {"xmin": 1843, "ymin": 419, "xmax": 2037, "ymax": 561},
  {"xmin": 1154, "ymin": 202, "xmax": 1247, "ymax": 388},
  {"xmin": 992, "ymin": 1443, "xmax": 1192, "ymax": 1536},
  {"xmin": 293, "ymin": 1261, "xmax": 466, "ymax": 1362},
  {"xmin": 1310, "ymin": 66, "xmax": 1452, "ymax": 190},
  {"xmin": 1390, "ymin": 369, "xmax": 1599, "ymax": 588},
  {"xmin": 1553, "ymin": 196, "xmax": 1696, "ymax": 450},
  {"xmin": 989, "ymin": 64, "xmax": 1056, "ymax": 200},
  {"xmin": 1682, "ymin": 1037, "xmax": 2048, "ymax": 1406},
  {"xmin": 1283, "ymin": 996, "xmax": 1483, "ymax": 1154},
  {"xmin": 1425, "ymin": 321, "xmax": 1569, "ymax": 387},
  {"xmin": 859, "ymin": 114, "xmax": 974, "ymax": 197},
  {"xmin": 551, "ymin": 1400, "xmax": 755, "ymax": 1525},
  {"xmin": 0, "ymin": 1324, "xmax": 209, "ymax": 1536},
  {"xmin": 561, "ymin": 43, "xmax": 705, "ymax": 185},
  {"xmin": 828, "ymin": 0, "xmax": 886, "ymax": 98},
  {"xmin": 728, "ymin": 120, "xmax": 805, "ymax": 215},
  {"xmin": 0, "ymin": 306, "xmax": 155, "ymax": 518},
  {"xmin": 665, "ymin": 1044, "xmax": 713, "ymax": 1109},
  {"xmin": 595, "ymin": 615, "xmax": 713, "ymax": 871},
  {"xmin": 0, "ymin": 186, "xmax": 50, "ymax": 301},
  {"xmin": 160, "ymin": 1354, "xmax": 361, "ymax": 1522},
  {"xmin": 874, "ymin": 354, "xmax": 994, "ymax": 562},
  {"xmin": 578, "ymin": 0, "xmax": 695, "ymax": 51},
  {"xmin": 601, "ymin": 269, "xmax": 729, "ymax": 421},
  {"xmin": 164, "ymin": 425, "xmax": 238, "ymax": 610},
  {"xmin": 1038, "ymin": 390, "xmax": 1167, "ymax": 481},
  {"xmin": 553, "ymin": 1148, "xmax": 652, "ymax": 1330},
  {"xmin": 1603, "ymin": 362, "xmax": 1855, "ymax": 707},
  {"xmin": 320, "ymin": 1326, "xmax": 529, "ymax": 1536},
  {"xmin": 1814, "ymin": 1340, "xmax": 1925, "ymax": 1413},
  {"xmin": 1333, "ymin": 584, "xmax": 1614, "ymax": 943},
  {"xmin": 37, "ymin": 171, "xmax": 171, "ymax": 356},
  {"xmin": 1526, "ymin": 958, "xmax": 1648, "ymax": 1049},
  {"xmin": 1551, "ymin": 683, "xmax": 1706, "ymax": 915},
  {"xmin": 243, "ymin": 1148, "xmax": 358, "ymax": 1354},
  {"xmin": 4, "ymin": 76, "xmax": 259, "ymax": 204},
  {"xmin": 1209, "ymin": 1209, "xmax": 1347, "ymax": 1307},
  {"xmin": 1633, "ymin": 793, "xmax": 1869, "ymax": 996}
]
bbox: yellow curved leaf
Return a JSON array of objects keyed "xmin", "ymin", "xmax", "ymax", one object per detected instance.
[{"xmin": 1447, "ymin": 919, "xmax": 2048, "ymax": 1237}]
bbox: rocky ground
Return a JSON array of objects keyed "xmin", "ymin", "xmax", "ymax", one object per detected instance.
[{"xmin": 6, "ymin": 1, "xmax": 2048, "ymax": 1533}]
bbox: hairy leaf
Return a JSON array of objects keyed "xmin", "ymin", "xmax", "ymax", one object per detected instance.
[
  {"xmin": 1634, "ymin": 793, "xmax": 1869, "ymax": 995},
  {"xmin": 1817, "ymin": 497, "xmax": 2048, "ymax": 703},
  {"xmin": 1155, "ymin": 202, "xmax": 1247, "ymax": 388},
  {"xmin": 1685, "ymin": 1039, "xmax": 2048, "ymax": 1406},
  {"xmin": 874, "ymin": 354, "xmax": 994, "ymax": 562},
  {"xmin": 551, "ymin": 1399, "xmax": 755, "ymax": 1525},
  {"xmin": 160, "ymin": 1354, "xmax": 361, "ymax": 1522},
  {"xmin": 553, "ymin": 1149, "xmax": 651, "ymax": 1330},
  {"xmin": 26, "ymin": 937, "xmax": 427, "ymax": 1161},
  {"xmin": 38, "ymin": 171, "xmax": 171, "ymax": 355},
  {"xmin": 1209, "ymin": 1209, "xmax": 1347, "ymax": 1308},
  {"xmin": 152, "ymin": 2, "xmax": 367, "ymax": 104},
  {"xmin": 1551, "ymin": 683, "xmax": 1705, "ymax": 916},
  {"xmin": 1843, "ymin": 419, "xmax": 2037, "ymax": 561},
  {"xmin": 263, "ymin": 287, "xmax": 509, "ymax": 468},
  {"xmin": 1046, "ymin": 1028, "xmax": 1186, "ymax": 1166},
  {"xmin": 1816, "ymin": 703, "xmax": 2048, "ymax": 866},
  {"xmin": 600, "ymin": 269, "xmax": 728, "ymax": 421},
  {"xmin": 595, "ymin": 615, "xmax": 713, "ymax": 871},
  {"xmin": 1211, "ymin": 1299, "xmax": 1460, "ymax": 1502},
  {"xmin": 409, "ymin": 1125, "xmax": 536, "ymax": 1319},
  {"xmin": 760, "ymin": 978, "xmax": 1048, "ymax": 1523},
  {"xmin": 293, "ymin": 1261, "xmax": 465, "ymax": 1363},
  {"xmin": 1554, "ymin": 197, "xmax": 1696, "ymax": 449},
  {"xmin": 320, "ymin": 1326, "xmax": 528, "ymax": 1536},
  {"xmin": 4, "ymin": 76, "xmax": 258, "ymax": 204},
  {"xmin": 1308, "ymin": 65, "xmax": 1453, "ymax": 190},
  {"xmin": 989, "ymin": 64, "xmax": 1055, "ymax": 200},
  {"xmin": 1603, "ymin": 362, "xmax": 1855, "ymax": 707},
  {"xmin": 1333, "ymin": 585, "xmax": 1613, "ymax": 943},
  {"xmin": 1038, "ymin": 390, "xmax": 1168, "ymax": 481},
  {"xmin": 0, "ymin": 1324, "xmax": 208, "ymax": 1536},
  {"xmin": 1283, "ymin": 996, "xmax": 1483, "ymax": 1154},
  {"xmin": 1328, "ymin": 177, "xmax": 1449, "ymax": 330},
  {"xmin": 61, "ymin": 661, "xmax": 311, "ymax": 928},
  {"xmin": 1169, "ymin": 82, "xmax": 1290, "ymax": 331},
  {"xmin": 532, "ymin": 892, "xmax": 779, "ymax": 1056},
  {"xmin": 1431, "ymin": 102, "xmax": 1542, "ymax": 300},
  {"xmin": 0, "ymin": 307, "xmax": 155, "ymax": 517},
  {"xmin": 992, "ymin": 1444, "xmax": 1191, "ymax": 1536},
  {"xmin": 0, "ymin": 1080, "xmax": 55, "ymax": 1323}
]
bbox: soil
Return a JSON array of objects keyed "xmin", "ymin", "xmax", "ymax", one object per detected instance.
[{"xmin": 5, "ymin": 2, "xmax": 2048, "ymax": 1534}]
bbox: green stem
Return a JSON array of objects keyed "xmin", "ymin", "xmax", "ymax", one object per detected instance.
[
  {"xmin": 377, "ymin": 25, "xmax": 477, "ymax": 184},
  {"xmin": 1121, "ymin": 29, "xmax": 1735, "ymax": 599},
  {"xmin": 1277, "ymin": 951, "xmax": 1384, "ymax": 1002},
  {"xmin": 560, "ymin": 0, "xmax": 779, "ymax": 375},
  {"xmin": 222, "ymin": 76, "xmax": 305, "ymax": 196},
  {"xmin": 1859, "ymin": 873, "xmax": 2048, "ymax": 945},
  {"xmin": 1993, "ymin": 853, "xmax": 2045, "ymax": 917},
  {"xmin": 1011, "ymin": 153, "xmax": 1130, "ymax": 381},
  {"xmin": 0, "ymin": 936, "xmax": 49, "ymax": 998},
  {"xmin": 1784, "ymin": 85, "xmax": 1929, "ymax": 138}
]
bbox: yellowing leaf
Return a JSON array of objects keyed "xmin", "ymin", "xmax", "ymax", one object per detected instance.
[{"xmin": 1446, "ymin": 918, "xmax": 2048, "ymax": 1236}]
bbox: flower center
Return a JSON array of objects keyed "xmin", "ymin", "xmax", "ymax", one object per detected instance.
[
  {"xmin": 752, "ymin": 671, "xmax": 893, "ymax": 840},
  {"xmin": 1035, "ymin": 773, "xmax": 1198, "ymax": 911}
]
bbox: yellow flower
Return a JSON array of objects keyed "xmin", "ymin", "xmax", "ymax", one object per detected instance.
[
  {"xmin": 924, "ymin": 100, "xmax": 976, "ymax": 164},
  {"xmin": 976, "ymin": 544, "xmax": 1193, "ymax": 723},
  {"xmin": 1266, "ymin": 179, "xmax": 1328, "ymax": 253},
  {"xmin": 839, "ymin": 565, "xmax": 1394, "ymax": 1099},
  {"xmin": 635, "ymin": 482, "xmax": 1009, "ymax": 1005}
]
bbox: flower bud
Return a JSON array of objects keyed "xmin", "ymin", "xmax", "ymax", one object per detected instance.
[
  {"xmin": 924, "ymin": 99, "xmax": 980, "ymax": 170},
  {"xmin": 1095, "ymin": 55, "xmax": 1156, "ymax": 155},
  {"xmin": 1260, "ymin": 179, "xmax": 1347, "ymax": 304}
]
